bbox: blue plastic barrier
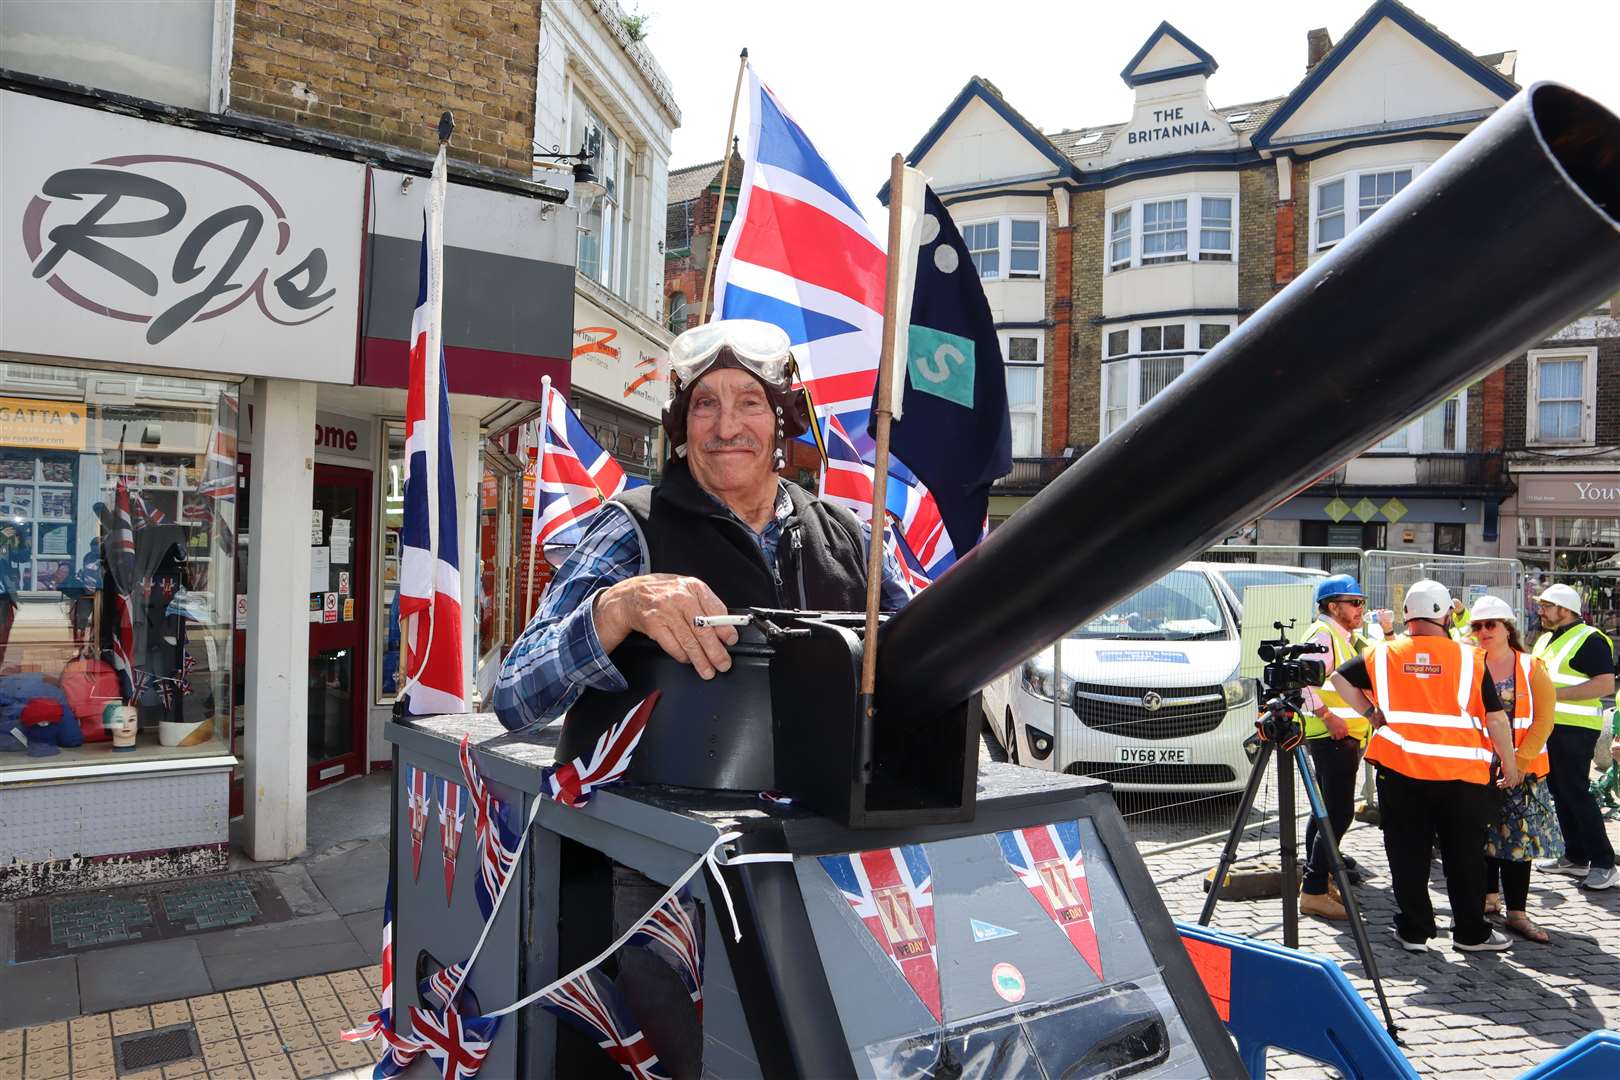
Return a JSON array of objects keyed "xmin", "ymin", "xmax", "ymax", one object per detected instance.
[
  {"xmin": 1176, "ymin": 922, "xmax": 1417, "ymax": 1080},
  {"xmin": 1517, "ymin": 1031, "xmax": 1620, "ymax": 1079}
]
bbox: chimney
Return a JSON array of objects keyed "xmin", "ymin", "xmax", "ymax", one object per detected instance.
[{"xmin": 1307, "ymin": 28, "xmax": 1333, "ymax": 71}]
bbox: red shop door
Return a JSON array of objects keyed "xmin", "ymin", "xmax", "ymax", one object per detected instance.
[{"xmin": 307, "ymin": 464, "xmax": 372, "ymax": 789}]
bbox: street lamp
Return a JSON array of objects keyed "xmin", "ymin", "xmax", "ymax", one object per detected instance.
[{"xmin": 535, "ymin": 140, "xmax": 605, "ymax": 214}]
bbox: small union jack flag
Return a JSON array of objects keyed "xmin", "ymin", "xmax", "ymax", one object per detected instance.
[
  {"xmin": 997, "ymin": 820, "xmax": 1104, "ymax": 981},
  {"xmin": 456, "ymin": 736, "xmax": 520, "ymax": 921},
  {"xmin": 408, "ymin": 1005, "xmax": 499, "ymax": 1080},
  {"xmin": 437, "ymin": 778, "xmax": 465, "ymax": 904},
  {"xmin": 538, "ymin": 967, "xmax": 670, "ymax": 1080},
  {"xmin": 627, "ymin": 888, "xmax": 705, "ymax": 1020},
  {"xmin": 418, "ymin": 961, "xmax": 467, "ymax": 1012},
  {"xmin": 819, "ymin": 844, "xmax": 941, "ymax": 1021},
  {"xmin": 181, "ymin": 651, "xmax": 197, "ymax": 676},
  {"xmin": 155, "ymin": 680, "xmax": 174, "ymax": 710},
  {"xmin": 543, "ymin": 692, "xmax": 662, "ymax": 807},
  {"xmin": 407, "ymin": 767, "xmax": 432, "ymax": 882},
  {"xmin": 128, "ymin": 669, "xmax": 151, "ymax": 699}
]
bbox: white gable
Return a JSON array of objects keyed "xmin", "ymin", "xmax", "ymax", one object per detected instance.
[
  {"xmin": 1270, "ymin": 18, "xmax": 1505, "ymax": 143},
  {"xmin": 1090, "ymin": 76, "xmax": 1241, "ymax": 169},
  {"xmin": 1135, "ymin": 35, "xmax": 1201, "ymax": 77},
  {"xmin": 916, "ymin": 95, "xmax": 1060, "ymax": 189}
]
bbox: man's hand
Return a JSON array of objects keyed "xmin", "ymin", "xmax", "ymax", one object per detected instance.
[
  {"xmin": 1323, "ymin": 713, "xmax": 1350, "ymax": 740},
  {"xmin": 594, "ymin": 574, "xmax": 738, "ymax": 679}
]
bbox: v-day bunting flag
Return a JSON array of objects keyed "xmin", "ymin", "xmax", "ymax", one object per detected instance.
[
  {"xmin": 997, "ymin": 821, "xmax": 1104, "ymax": 980},
  {"xmin": 818, "ymin": 844, "xmax": 941, "ymax": 1021},
  {"xmin": 436, "ymin": 778, "xmax": 465, "ymax": 904},
  {"xmin": 407, "ymin": 766, "xmax": 432, "ymax": 882},
  {"xmin": 398, "ymin": 144, "xmax": 466, "ymax": 716}
]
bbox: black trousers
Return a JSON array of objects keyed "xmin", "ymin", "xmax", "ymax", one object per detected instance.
[
  {"xmin": 1545, "ymin": 724, "xmax": 1616, "ymax": 870},
  {"xmin": 613, "ymin": 865, "xmax": 703, "ymax": 1080},
  {"xmin": 1303, "ymin": 736, "xmax": 1363, "ymax": 894},
  {"xmin": 1375, "ymin": 768, "xmax": 1496, "ymax": 945},
  {"xmin": 1485, "ymin": 857, "xmax": 1532, "ymax": 911}
]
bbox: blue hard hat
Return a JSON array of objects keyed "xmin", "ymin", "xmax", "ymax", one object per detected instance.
[{"xmin": 1314, "ymin": 575, "xmax": 1364, "ymax": 604}]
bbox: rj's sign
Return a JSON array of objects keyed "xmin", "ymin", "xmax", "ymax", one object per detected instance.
[{"xmin": 3, "ymin": 91, "xmax": 362, "ymax": 384}]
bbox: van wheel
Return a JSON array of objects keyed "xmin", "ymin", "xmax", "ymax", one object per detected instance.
[
  {"xmin": 980, "ymin": 712, "xmax": 1007, "ymax": 762},
  {"xmin": 1005, "ymin": 714, "xmax": 1021, "ymax": 766}
]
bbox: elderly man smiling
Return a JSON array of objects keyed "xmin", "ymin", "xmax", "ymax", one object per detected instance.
[{"xmin": 493, "ymin": 319, "xmax": 914, "ymax": 746}]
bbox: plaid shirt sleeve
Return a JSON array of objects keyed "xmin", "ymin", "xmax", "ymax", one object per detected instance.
[
  {"xmin": 492, "ymin": 506, "xmax": 644, "ymax": 732},
  {"xmin": 868, "ymin": 521, "xmax": 917, "ymax": 611}
]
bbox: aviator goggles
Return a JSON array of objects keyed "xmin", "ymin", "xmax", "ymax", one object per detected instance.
[{"xmin": 668, "ymin": 319, "xmax": 794, "ymax": 389}]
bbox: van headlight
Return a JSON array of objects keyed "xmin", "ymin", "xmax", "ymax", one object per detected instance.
[
  {"xmin": 1222, "ymin": 677, "xmax": 1256, "ymax": 708},
  {"xmin": 1021, "ymin": 660, "xmax": 1074, "ymax": 704}
]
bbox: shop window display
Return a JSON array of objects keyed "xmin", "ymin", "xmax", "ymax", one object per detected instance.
[{"xmin": 0, "ymin": 362, "xmax": 238, "ymax": 771}]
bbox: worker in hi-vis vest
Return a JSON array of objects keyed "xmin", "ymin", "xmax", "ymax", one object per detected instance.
[
  {"xmin": 1296, "ymin": 575, "xmax": 1375, "ymax": 921},
  {"xmin": 1530, "ymin": 583, "xmax": 1618, "ymax": 891},
  {"xmin": 1330, "ymin": 579, "xmax": 1521, "ymax": 954}
]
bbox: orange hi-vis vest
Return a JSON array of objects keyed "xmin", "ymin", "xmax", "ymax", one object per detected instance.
[
  {"xmin": 1364, "ymin": 635, "xmax": 1493, "ymax": 784},
  {"xmin": 1504, "ymin": 652, "xmax": 1551, "ymax": 778}
]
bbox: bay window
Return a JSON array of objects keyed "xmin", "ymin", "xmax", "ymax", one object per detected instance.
[
  {"xmin": 1097, "ymin": 318, "xmax": 1236, "ymax": 438},
  {"xmin": 958, "ymin": 216, "xmax": 1045, "ymax": 281},
  {"xmin": 1105, "ymin": 194, "xmax": 1237, "ymax": 270}
]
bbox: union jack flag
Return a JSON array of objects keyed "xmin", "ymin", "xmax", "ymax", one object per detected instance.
[
  {"xmin": 528, "ymin": 380, "xmax": 646, "ymax": 556},
  {"xmin": 341, "ymin": 886, "xmax": 425, "ymax": 1077},
  {"xmin": 538, "ymin": 967, "xmax": 670, "ymax": 1080},
  {"xmin": 398, "ymin": 144, "xmax": 465, "ymax": 717},
  {"xmin": 436, "ymin": 777, "xmax": 465, "ymax": 904},
  {"xmin": 818, "ymin": 844, "xmax": 941, "ymax": 1021},
  {"xmin": 544, "ymin": 692, "xmax": 661, "ymax": 807},
  {"xmin": 456, "ymin": 736, "xmax": 520, "ymax": 921},
  {"xmin": 408, "ymin": 1005, "xmax": 498, "ymax": 1080},
  {"xmin": 418, "ymin": 962, "xmax": 467, "ymax": 1012},
  {"xmin": 819, "ymin": 414, "xmax": 942, "ymax": 590},
  {"xmin": 407, "ymin": 766, "xmax": 432, "ymax": 882},
  {"xmin": 997, "ymin": 821, "xmax": 1104, "ymax": 981},
  {"xmin": 155, "ymin": 680, "xmax": 173, "ymax": 710},
  {"xmin": 627, "ymin": 888, "xmax": 704, "ymax": 1019}
]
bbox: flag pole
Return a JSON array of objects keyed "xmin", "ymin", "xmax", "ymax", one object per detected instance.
[
  {"xmin": 857, "ymin": 154, "xmax": 908, "ymax": 749},
  {"xmin": 699, "ymin": 47, "xmax": 747, "ymax": 324},
  {"xmin": 523, "ymin": 376, "xmax": 550, "ymax": 623}
]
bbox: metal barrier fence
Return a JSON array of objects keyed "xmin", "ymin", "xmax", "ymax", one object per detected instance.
[{"xmin": 1362, "ymin": 550, "xmax": 1527, "ymax": 626}]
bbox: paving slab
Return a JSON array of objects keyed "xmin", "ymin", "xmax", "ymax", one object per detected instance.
[
  {"xmin": 341, "ymin": 909, "xmax": 383, "ymax": 958},
  {"xmin": 0, "ymin": 955, "xmax": 78, "ymax": 1027},
  {"xmin": 194, "ymin": 915, "xmax": 361, "ymax": 959},
  {"xmin": 77, "ymin": 938, "xmax": 211, "ymax": 1013},
  {"xmin": 202, "ymin": 938, "xmax": 370, "ymax": 992},
  {"xmin": 304, "ymin": 840, "xmax": 389, "ymax": 917}
]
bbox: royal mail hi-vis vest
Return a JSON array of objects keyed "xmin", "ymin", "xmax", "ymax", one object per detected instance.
[
  {"xmin": 1500, "ymin": 652, "xmax": 1551, "ymax": 777},
  {"xmin": 1302, "ymin": 619, "xmax": 1371, "ymax": 744},
  {"xmin": 1364, "ymin": 636, "xmax": 1493, "ymax": 784},
  {"xmin": 1532, "ymin": 623, "xmax": 1613, "ymax": 731}
]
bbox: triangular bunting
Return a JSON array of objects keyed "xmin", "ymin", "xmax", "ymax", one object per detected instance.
[
  {"xmin": 407, "ymin": 766, "xmax": 433, "ymax": 883},
  {"xmin": 437, "ymin": 778, "xmax": 465, "ymax": 904},
  {"xmin": 996, "ymin": 821, "xmax": 1104, "ymax": 981},
  {"xmin": 818, "ymin": 845, "xmax": 941, "ymax": 1021}
]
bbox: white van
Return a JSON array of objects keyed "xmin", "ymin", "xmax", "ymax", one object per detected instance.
[{"xmin": 981, "ymin": 564, "xmax": 1260, "ymax": 793}]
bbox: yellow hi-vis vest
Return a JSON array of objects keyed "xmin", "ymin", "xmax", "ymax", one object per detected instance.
[
  {"xmin": 1532, "ymin": 623, "xmax": 1614, "ymax": 731},
  {"xmin": 1303, "ymin": 618, "xmax": 1371, "ymax": 744}
]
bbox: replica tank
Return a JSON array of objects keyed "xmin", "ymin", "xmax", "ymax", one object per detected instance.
[{"xmin": 385, "ymin": 83, "xmax": 1620, "ymax": 1079}]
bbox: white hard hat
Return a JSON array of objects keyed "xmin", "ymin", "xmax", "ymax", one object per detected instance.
[
  {"xmin": 1403, "ymin": 579, "xmax": 1453, "ymax": 621},
  {"xmin": 1469, "ymin": 595, "xmax": 1515, "ymax": 623},
  {"xmin": 1535, "ymin": 583, "xmax": 1584, "ymax": 615}
]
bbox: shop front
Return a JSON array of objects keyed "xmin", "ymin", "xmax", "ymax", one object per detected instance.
[
  {"xmin": 1505, "ymin": 471, "xmax": 1620, "ymax": 636},
  {"xmin": 0, "ymin": 85, "xmax": 572, "ymax": 891},
  {"xmin": 571, "ymin": 286, "xmax": 671, "ymax": 485}
]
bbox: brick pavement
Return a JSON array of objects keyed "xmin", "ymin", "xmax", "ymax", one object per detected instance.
[
  {"xmin": 1137, "ymin": 806, "xmax": 1620, "ymax": 1077},
  {"xmin": 1, "ymin": 970, "xmax": 384, "ymax": 1080}
]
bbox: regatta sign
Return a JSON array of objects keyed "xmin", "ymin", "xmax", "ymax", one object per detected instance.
[{"xmin": 1127, "ymin": 106, "xmax": 1215, "ymax": 145}]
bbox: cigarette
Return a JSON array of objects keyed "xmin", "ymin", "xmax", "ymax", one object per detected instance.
[{"xmin": 694, "ymin": 614, "xmax": 751, "ymax": 628}]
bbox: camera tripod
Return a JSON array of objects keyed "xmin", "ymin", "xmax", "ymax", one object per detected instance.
[{"xmin": 1196, "ymin": 688, "xmax": 1401, "ymax": 1043}]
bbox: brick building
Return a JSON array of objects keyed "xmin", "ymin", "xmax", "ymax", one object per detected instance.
[
  {"xmin": 891, "ymin": 0, "xmax": 1619, "ymax": 615},
  {"xmin": 0, "ymin": 0, "xmax": 575, "ymax": 883}
]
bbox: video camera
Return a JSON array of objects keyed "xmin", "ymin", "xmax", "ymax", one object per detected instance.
[{"xmin": 1257, "ymin": 621, "xmax": 1328, "ymax": 696}]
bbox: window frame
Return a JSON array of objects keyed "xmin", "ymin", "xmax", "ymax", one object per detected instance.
[
  {"xmin": 1312, "ymin": 163, "xmax": 1426, "ymax": 251},
  {"xmin": 1096, "ymin": 317, "xmax": 1237, "ymax": 439},
  {"xmin": 1367, "ymin": 388, "xmax": 1469, "ymax": 454},
  {"xmin": 568, "ymin": 81, "xmax": 636, "ymax": 297},
  {"xmin": 1527, "ymin": 347, "xmax": 1598, "ymax": 447},
  {"xmin": 956, "ymin": 215, "xmax": 1046, "ymax": 282},
  {"xmin": 999, "ymin": 332, "xmax": 1045, "ymax": 458},
  {"xmin": 1103, "ymin": 193, "xmax": 1239, "ymax": 272}
]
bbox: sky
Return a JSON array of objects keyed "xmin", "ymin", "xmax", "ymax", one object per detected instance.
[{"xmin": 631, "ymin": 0, "xmax": 1620, "ymax": 225}]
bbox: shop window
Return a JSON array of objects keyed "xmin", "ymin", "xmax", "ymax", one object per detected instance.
[
  {"xmin": 377, "ymin": 423, "xmax": 405, "ymax": 702},
  {"xmin": 0, "ymin": 360, "xmax": 239, "ymax": 775},
  {"xmin": 1435, "ymin": 523, "xmax": 1466, "ymax": 555}
]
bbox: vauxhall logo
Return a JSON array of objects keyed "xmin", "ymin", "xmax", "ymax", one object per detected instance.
[{"xmin": 21, "ymin": 155, "xmax": 336, "ymax": 346}]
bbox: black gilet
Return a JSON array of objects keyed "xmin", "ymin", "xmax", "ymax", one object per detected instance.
[{"xmin": 556, "ymin": 457, "xmax": 868, "ymax": 759}]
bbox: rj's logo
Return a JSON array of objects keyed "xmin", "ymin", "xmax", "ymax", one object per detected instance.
[{"xmin": 21, "ymin": 155, "xmax": 335, "ymax": 346}]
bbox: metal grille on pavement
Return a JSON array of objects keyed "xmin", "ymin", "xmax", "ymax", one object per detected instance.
[{"xmin": 114, "ymin": 1025, "xmax": 200, "ymax": 1073}]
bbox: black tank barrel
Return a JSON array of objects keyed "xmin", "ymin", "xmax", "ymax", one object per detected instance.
[{"xmin": 876, "ymin": 82, "xmax": 1620, "ymax": 729}]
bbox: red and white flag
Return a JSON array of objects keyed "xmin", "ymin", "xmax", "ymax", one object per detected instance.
[
  {"xmin": 398, "ymin": 144, "xmax": 465, "ymax": 716},
  {"xmin": 407, "ymin": 766, "xmax": 432, "ymax": 882},
  {"xmin": 437, "ymin": 777, "xmax": 465, "ymax": 904}
]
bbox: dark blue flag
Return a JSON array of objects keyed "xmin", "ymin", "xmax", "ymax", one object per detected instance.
[{"xmin": 875, "ymin": 185, "xmax": 1012, "ymax": 559}]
